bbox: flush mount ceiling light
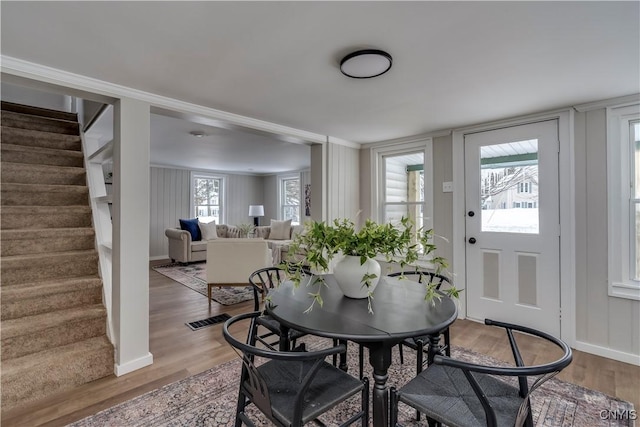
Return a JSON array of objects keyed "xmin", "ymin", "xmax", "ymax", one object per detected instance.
[
  {"xmin": 340, "ymin": 49, "xmax": 392, "ymax": 79},
  {"xmin": 189, "ymin": 130, "xmax": 207, "ymax": 138}
]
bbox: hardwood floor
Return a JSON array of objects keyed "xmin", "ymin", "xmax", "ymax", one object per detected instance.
[{"xmin": 2, "ymin": 261, "xmax": 638, "ymax": 426}]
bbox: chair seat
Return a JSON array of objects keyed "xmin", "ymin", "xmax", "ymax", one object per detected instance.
[
  {"xmin": 398, "ymin": 364, "xmax": 523, "ymax": 427},
  {"xmin": 257, "ymin": 314, "xmax": 307, "ymax": 340},
  {"xmin": 253, "ymin": 358, "xmax": 365, "ymax": 425}
]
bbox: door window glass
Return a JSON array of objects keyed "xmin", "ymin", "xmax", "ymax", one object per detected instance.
[{"xmin": 480, "ymin": 140, "xmax": 539, "ymax": 234}]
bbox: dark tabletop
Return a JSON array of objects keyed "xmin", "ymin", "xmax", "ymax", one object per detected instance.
[{"xmin": 266, "ymin": 274, "xmax": 458, "ymax": 343}]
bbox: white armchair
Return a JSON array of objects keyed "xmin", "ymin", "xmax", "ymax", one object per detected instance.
[{"xmin": 205, "ymin": 239, "xmax": 272, "ymax": 304}]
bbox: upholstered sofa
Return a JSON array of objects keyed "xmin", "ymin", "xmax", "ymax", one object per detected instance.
[{"xmin": 165, "ymin": 222, "xmax": 303, "ymax": 264}]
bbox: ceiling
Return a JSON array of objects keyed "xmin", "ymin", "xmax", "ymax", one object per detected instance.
[{"xmin": 1, "ymin": 2, "xmax": 639, "ymax": 171}]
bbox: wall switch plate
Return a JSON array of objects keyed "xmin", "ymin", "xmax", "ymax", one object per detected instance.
[{"xmin": 442, "ymin": 181, "xmax": 453, "ymax": 193}]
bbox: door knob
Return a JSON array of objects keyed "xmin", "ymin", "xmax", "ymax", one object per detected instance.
[
  {"xmin": 468, "ymin": 237, "xmax": 476, "ymax": 244},
  {"xmin": 468, "ymin": 211, "xmax": 475, "ymax": 217}
]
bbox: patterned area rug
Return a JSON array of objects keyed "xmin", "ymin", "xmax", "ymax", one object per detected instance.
[
  {"xmin": 69, "ymin": 336, "xmax": 634, "ymax": 426},
  {"xmin": 152, "ymin": 262, "xmax": 254, "ymax": 306}
]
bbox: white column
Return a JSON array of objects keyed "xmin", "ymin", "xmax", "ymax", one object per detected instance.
[{"xmin": 112, "ymin": 97, "xmax": 153, "ymax": 375}]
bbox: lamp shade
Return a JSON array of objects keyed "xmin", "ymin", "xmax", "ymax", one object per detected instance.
[{"xmin": 248, "ymin": 205, "xmax": 264, "ymax": 217}]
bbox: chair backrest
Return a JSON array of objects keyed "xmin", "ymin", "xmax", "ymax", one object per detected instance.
[
  {"xmin": 434, "ymin": 318, "xmax": 573, "ymax": 426},
  {"xmin": 248, "ymin": 267, "xmax": 286, "ymax": 311},
  {"xmin": 206, "ymin": 239, "xmax": 271, "ymax": 285},
  {"xmin": 222, "ymin": 311, "xmax": 348, "ymax": 423},
  {"xmin": 388, "ymin": 269, "xmax": 451, "ymax": 290}
]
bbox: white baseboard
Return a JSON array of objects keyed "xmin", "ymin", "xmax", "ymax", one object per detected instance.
[
  {"xmin": 114, "ymin": 352, "xmax": 154, "ymax": 376},
  {"xmin": 149, "ymin": 255, "xmax": 170, "ymax": 261},
  {"xmin": 574, "ymin": 341, "xmax": 640, "ymax": 366}
]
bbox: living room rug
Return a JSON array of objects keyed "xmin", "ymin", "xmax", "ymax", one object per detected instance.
[
  {"xmin": 69, "ymin": 336, "xmax": 634, "ymax": 426},
  {"xmin": 152, "ymin": 263, "xmax": 254, "ymax": 306}
]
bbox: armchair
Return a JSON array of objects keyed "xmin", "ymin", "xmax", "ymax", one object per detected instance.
[{"xmin": 390, "ymin": 319, "xmax": 572, "ymax": 427}]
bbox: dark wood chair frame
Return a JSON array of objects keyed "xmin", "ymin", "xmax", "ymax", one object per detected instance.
[
  {"xmin": 223, "ymin": 311, "xmax": 370, "ymax": 427},
  {"xmin": 390, "ymin": 318, "xmax": 573, "ymax": 427}
]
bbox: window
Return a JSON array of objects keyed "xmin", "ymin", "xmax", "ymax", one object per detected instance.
[
  {"xmin": 607, "ymin": 103, "xmax": 640, "ymax": 300},
  {"xmin": 372, "ymin": 140, "xmax": 434, "ymax": 232},
  {"xmin": 191, "ymin": 173, "xmax": 224, "ymax": 224},
  {"xmin": 280, "ymin": 175, "xmax": 300, "ymax": 225}
]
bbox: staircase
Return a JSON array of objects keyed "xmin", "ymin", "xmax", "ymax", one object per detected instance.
[{"xmin": 0, "ymin": 101, "xmax": 114, "ymax": 412}]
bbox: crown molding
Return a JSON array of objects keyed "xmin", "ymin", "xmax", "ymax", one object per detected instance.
[
  {"xmin": 1, "ymin": 55, "xmax": 358, "ymax": 147},
  {"xmin": 573, "ymin": 93, "xmax": 640, "ymax": 112}
]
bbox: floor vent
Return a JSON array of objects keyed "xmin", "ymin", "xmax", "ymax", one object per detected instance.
[{"xmin": 186, "ymin": 313, "xmax": 231, "ymax": 331}]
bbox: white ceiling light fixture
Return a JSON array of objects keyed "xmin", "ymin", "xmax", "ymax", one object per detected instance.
[
  {"xmin": 189, "ymin": 130, "xmax": 207, "ymax": 138},
  {"xmin": 340, "ymin": 49, "xmax": 393, "ymax": 79}
]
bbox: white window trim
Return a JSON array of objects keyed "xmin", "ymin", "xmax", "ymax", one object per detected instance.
[
  {"xmin": 278, "ymin": 173, "xmax": 301, "ymax": 223},
  {"xmin": 370, "ymin": 138, "xmax": 434, "ymax": 233},
  {"xmin": 607, "ymin": 103, "xmax": 640, "ymax": 300},
  {"xmin": 189, "ymin": 171, "xmax": 227, "ymax": 224}
]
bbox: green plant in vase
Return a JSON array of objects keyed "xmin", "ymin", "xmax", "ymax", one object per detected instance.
[
  {"xmin": 281, "ymin": 216, "xmax": 460, "ymax": 313},
  {"xmin": 237, "ymin": 223, "xmax": 255, "ymax": 238}
]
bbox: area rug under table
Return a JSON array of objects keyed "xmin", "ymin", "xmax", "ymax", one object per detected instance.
[
  {"xmin": 152, "ymin": 262, "xmax": 254, "ymax": 306},
  {"xmin": 69, "ymin": 336, "xmax": 634, "ymax": 426}
]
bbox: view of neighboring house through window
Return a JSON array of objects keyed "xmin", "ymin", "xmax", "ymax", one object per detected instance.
[
  {"xmin": 480, "ymin": 139, "xmax": 539, "ymax": 234},
  {"xmin": 192, "ymin": 174, "xmax": 223, "ymax": 224},
  {"xmin": 280, "ymin": 176, "xmax": 300, "ymax": 225},
  {"xmin": 383, "ymin": 151, "xmax": 425, "ymax": 231}
]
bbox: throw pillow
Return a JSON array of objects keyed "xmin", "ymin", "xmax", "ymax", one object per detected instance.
[
  {"xmin": 198, "ymin": 220, "xmax": 218, "ymax": 240},
  {"xmin": 269, "ymin": 219, "xmax": 292, "ymax": 240},
  {"xmin": 179, "ymin": 218, "xmax": 201, "ymax": 241}
]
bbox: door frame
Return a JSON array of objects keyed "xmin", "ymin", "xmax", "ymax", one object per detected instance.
[{"xmin": 452, "ymin": 109, "xmax": 576, "ymax": 345}]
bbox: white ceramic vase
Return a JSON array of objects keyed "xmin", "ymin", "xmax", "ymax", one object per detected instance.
[{"xmin": 333, "ymin": 255, "xmax": 381, "ymax": 299}]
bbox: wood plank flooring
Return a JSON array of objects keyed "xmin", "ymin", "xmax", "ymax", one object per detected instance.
[{"xmin": 2, "ymin": 261, "xmax": 638, "ymax": 426}]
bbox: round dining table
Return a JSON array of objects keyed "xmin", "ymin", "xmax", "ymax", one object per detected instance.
[{"xmin": 266, "ymin": 273, "xmax": 458, "ymax": 427}]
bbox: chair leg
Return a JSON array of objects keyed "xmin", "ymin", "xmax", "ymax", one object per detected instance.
[
  {"xmin": 399, "ymin": 343, "xmax": 404, "ymax": 364},
  {"xmin": 235, "ymin": 389, "xmax": 247, "ymax": 427},
  {"xmin": 415, "ymin": 341, "xmax": 424, "ymax": 421},
  {"xmin": 444, "ymin": 329, "xmax": 451, "ymax": 356},
  {"xmin": 390, "ymin": 387, "xmax": 399, "ymax": 426},
  {"xmin": 362, "ymin": 377, "xmax": 369, "ymax": 427},
  {"xmin": 207, "ymin": 283, "xmax": 212, "ymax": 306},
  {"xmin": 358, "ymin": 344, "xmax": 365, "ymax": 379}
]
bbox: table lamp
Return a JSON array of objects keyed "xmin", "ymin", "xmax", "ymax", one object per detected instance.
[{"xmin": 248, "ymin": 205, "xmax": 264, "ymax": 226}]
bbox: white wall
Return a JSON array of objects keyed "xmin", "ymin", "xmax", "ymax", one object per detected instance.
[
  {"xmin": 1, "ymin": 82, "xmax": 70, "ymax": 111},
  {"xmin": 574, "ymin": 108, "xmax": 640, "ymax": 360},
  {"xmin": 327, "ymin": 142, "xmax": 360, "ymax": 222}
]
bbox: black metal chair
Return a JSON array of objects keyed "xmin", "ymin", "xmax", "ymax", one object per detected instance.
[
  {"xmin": 249, "ymin": 267, "xmax": 307, "ymax": 350},
  {"xmin": 223, "ymin": 311, "xmax": 370, "ymax": 427},
  {"xmin": 390, "ymin": 319, "xmax": 573, "ymax": 427},
  {"xmin": 357, "ymin": 270, "xmax": 453, "ymax": 380}
]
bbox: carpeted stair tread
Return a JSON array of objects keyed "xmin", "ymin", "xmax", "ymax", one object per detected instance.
[
  {"xmin": 2, "ymin": 304, "xmax": 106, "ymax": 339},
  {"xmin": 1, "ymin": 336, "xmax": 114, "ymax": 411},
  {"xmin": 1, "ymin": 142, "xmax": 84, "ymax": 167},
  {"xmin": 1, "ymin": 205, "xmax": 92, "ymax": 229},
  {"xmin": 0, "ymin": 126, "xmax": 81, "ymax": 151},
  {"xmin": 1, "ymin": 250, "xmax": 99, "ymax": 285},
  {"xmin": 1, "ymin": 183, "xmax": 89, "ymax": 206},
  {"xmin": 1, "ymin": 101, "xmax": 78, "ymax": 121},
  {"xmin": 1, "ymin": 110, "xmax": 80, "ymax": 135},
  {"xmin": 1, "ymin": 276, "xmax": 102, "ymax": 300},
  {"xmin": 1, "ymin": 162, "xmax": 86, "ymax": 186},
  {"xmin": 1, "ymin": 277, "xmax": 103, "ymax": 320},
  {"xmin": 1, "ymin": 227, "xmax": 95, "ymax": 256},
  {"xmin": 1, "ymin": 305, "xmax": 108, "ymax": 360}
]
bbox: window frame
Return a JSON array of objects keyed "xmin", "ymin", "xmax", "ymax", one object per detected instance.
[
  {"xmin": 190, "ymin": 172, "xmax": 226, "ymax": 224},
  {"xmin": 278, "ymin": 173, "xmax": 301, "ymax": 225},
  {"xmin": 607, "ymin": 103, "xmax": 640, "ymax": 300},
  {"xmin": 370, "ymin": 138, "xmax": 434, "ymax": 232}
]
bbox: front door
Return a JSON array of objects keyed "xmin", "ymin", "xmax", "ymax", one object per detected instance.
[{"xmin": 464, "ymin": 120, "xmax": 560, "ymax": 336}]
